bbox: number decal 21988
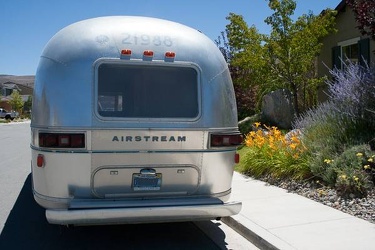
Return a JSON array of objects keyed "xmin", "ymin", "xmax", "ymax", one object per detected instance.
[{"xmin": 121, "ymin": 33, "xmax": 173, "ymax": 47}]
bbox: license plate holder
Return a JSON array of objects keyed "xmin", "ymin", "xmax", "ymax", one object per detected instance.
[{"xmin": 132, "ymin": 173, "xmax": 162, "ymax": 191}]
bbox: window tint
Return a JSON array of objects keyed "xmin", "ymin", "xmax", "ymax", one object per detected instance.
[{"xmin": 98, "ymin": 64, "xmax": 199, "ymax": 118}]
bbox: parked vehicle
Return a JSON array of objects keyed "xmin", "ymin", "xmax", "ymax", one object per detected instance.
[
  {"xmin": 30, "ymin": 16, "xmax": 242, "ymax": 225},
  {"xmin": 0, "ymin": 108, "xmax": 19, "ymax": 120}
]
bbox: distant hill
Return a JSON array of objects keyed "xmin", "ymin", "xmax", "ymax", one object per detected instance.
[{"xmin": 0, "ymin": 75, "xmax": 35, "ymax": 88}]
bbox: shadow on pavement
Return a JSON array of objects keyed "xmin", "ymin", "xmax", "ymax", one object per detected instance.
[{"xmin": 0, "ymin": 174, "xmax": 229, "ymax": 250}]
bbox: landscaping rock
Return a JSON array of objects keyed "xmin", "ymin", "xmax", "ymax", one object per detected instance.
[
  {"xmin": 261, "ymin": 89, "xmax": 295, "ymax": 129},
  {"xmin": 258, "ymin": 175, "xmax": 375, "ymax": 224}
]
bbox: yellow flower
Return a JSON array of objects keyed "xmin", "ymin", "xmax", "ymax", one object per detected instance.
[
  {"xmin": 364, "ymin": 165, "xmax": 371, "ymax": 170},
  {"xmin": 291, "ymin": 136, "xmax": 300, "ymax": 144},
  {"xmin": 356, "ymin": 152, "xmax": 363, "ymax": 157},
  {"xmin": 317, "ymin": 189, "xmax": 327, "ymax": 196},
  {"xmin": 324, "ymin": 159, "xmax": 333, "ymax": 164},
  {"xmin": 353, "ymin": 176, "xmax": 359, "ymax": 182},
  {"xmin": 254, "ymin": 122, "xmax": 261, "ymax": 128},
  {"xmin": 292, "ymin": 153, "xmax": 299, "ymax": 159},
  {"xmin": 368, "ymin": 158, "xmax": 374, "ymax": 162},
  {"xmin": 340, "ymin": 175, "xmax": 347, "ymax": 180},
  {"xmin": 269, "ymin": 143, "xmax": 277, "ymax": 151}
]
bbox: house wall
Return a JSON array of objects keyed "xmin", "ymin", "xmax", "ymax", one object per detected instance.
[
  {"xmin": 0, "ymin": 82, "xmax": 33, "ymax": 112},
  {"xmin": 0, "ymin": 101, "xmax": 12, "ymax": 111},
  {"xmin": 317, "ymin": 4, "xmax": 375, "ymax": 101}
]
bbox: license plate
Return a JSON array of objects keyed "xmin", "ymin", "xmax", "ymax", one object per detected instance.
[{"xmin": 132, "ymin": 173, "xmax": 162, "ymax": 191}]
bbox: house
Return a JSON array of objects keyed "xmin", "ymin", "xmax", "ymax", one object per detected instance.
[
  {"xmin": 0, "ymin": 76, "xmax": 34, "ymax": 111},
  {"xmin": 318, "ymin": 0, "xmax": 375, "ymax": 81}
]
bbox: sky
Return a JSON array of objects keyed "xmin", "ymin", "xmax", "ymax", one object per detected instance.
[{"xmin": 1, "ymin": 0, "xmax": 340, "ymax": 76}]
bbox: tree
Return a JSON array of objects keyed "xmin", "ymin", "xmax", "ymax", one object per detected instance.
[
  {"xmin": 265, "ymin": 0, "xmax": 337, "ymax": 114},
  {"xmin": 224, "ymin": 0, "xmax": 336, "ymax": 115},
  {"xmin": 225, "ymin": 13, "xmax": 268, "ymax": 89},
  {"xmin": 346, "ymin": 0, "xmax": 375, "ymax": 40},
  {"xmin": 23, "ymin": 96, "xmax": 32, "ymax": 113},
  {"xmin": 8, "ymin": 90, "xmax": 24, "ymax": 114}
]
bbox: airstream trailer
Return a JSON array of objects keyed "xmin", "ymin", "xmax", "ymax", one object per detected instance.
[{"xmin": 30, "ymin": 16, "xmax": 242, "ymax": 225}]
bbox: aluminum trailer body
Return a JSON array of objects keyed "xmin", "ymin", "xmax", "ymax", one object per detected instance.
[{"xmin": 30, "ymin": 16, "xmax": 242, "ymax": 225}]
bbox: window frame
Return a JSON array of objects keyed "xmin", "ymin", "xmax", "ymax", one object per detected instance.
[
  {"xmin": 94, "ymin": 59, "xmax": 202, "ymax": 122},
  {"xmin": 338, "ymin": 37, "xmax": 360, "ymax": 68}
]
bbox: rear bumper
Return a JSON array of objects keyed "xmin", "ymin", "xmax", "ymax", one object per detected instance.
[{"xmin": 46, "ymin": 201, "xmax": 242, "ymax": 225}]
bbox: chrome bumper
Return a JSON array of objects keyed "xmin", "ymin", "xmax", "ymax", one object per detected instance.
[{"xmin": 46, "ymin": 201, "xmax": 242, "ymax": 225}]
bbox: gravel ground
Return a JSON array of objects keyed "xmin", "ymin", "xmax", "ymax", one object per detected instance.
[{"xmin": 259, "ymin": 176, "xmax": 375, "ymax": 224}]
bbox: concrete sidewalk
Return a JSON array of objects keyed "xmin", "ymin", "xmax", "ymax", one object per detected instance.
[{"xmin": 223, "ymin": 172, "xmax": 375, "ymax": 250}]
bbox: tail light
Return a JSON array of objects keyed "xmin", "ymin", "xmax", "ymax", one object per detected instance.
[
  {"xmin": 39, "ymin": 133, "xmax": 85, "ymax": 148},
  {"xmin": 235, "ymin": 153, "xmax": 240, "ymax": 164},
  {"xmin": 37, "ymin": 154, "xmax": 45, "ymax": 167},
  {"xmin": 210, "ymin": 133, "xmax": 243, "ymax": 147}
]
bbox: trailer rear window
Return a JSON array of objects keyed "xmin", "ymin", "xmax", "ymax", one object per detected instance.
[{"xmin": 97, "ymin": 64, "xmax": 199, "ymax": 119}]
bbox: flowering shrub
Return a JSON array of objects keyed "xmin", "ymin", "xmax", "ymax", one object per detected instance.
[
  {"xmin": 240, "ymin": 123, "xmax": 310, "ymax": 179},
  {"xmin": 335, "ymin": 170, "xmax": 370, "ymax": 198},
  {"xmin": 324, "ymin": 145, "xmax": 374, "ymax": 198},
  {"xmin": 328, "ymin": 61, "xmax": 375, "ymax": 128},
  {"xmin": 291, "ymin": 62, "xmax": 375, "ymax": 197},
  {"xmin": 238, "ymin": 62, "xmax": 375, "ymax": 198},
  {"xmin": 245, "ymin": 123, "xmax": 304, "ymax": 157},
  {"xmin": 293, "ymin": 101, "xmax": 349, "ymax": 183}
]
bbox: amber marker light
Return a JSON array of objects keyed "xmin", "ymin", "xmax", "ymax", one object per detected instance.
[
  {"xmin": 121, "ymin": 49, "xmax": 132, "ymax": 55},
  {"xmin": 165, "ymin": 51, "xmax": 176, "ymax": 58},
  {"xmin": 143, "ymin": 50, "xmax": 154, "ymax": 57}
]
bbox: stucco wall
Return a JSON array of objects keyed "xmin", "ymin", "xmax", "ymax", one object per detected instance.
[{"xmin": 317, "ymin": 5, "xmax": 375, "ymax": 101}]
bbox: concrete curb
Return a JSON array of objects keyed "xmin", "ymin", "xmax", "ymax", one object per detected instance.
[{"xmin": 222, "ymin": 216, "xmax": 279, "ymax": 250}]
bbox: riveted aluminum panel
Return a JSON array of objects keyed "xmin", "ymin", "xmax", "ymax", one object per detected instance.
[
  {"xmin": 92, "ymin": 165, "xmax": 200, "ymax": 198},
  {"xmin": 31, "ymin": 16, "xmax": 238, "ymax": 129}
]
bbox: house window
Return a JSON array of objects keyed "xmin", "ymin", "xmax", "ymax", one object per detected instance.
[
  {"xmin": 2, "ymin": 88, "xmax": 13, "ymax": 96},
  {"xmin": 332, "ymin": 37, "xmax": 370, "ymax": 69},
  {"xmin": 342, "ymin": 43, "xmax": 358, "ymax": 64}
]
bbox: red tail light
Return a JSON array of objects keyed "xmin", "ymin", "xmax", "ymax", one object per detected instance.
[
  {"xmin": 235, "ymin": 153, "xmax": 240, "ymax": 164},
  {"xmin": 210, "ymin": 133, "xmax": 243, "ymax": 147},
  {"xmin": 39, "ymin": 133, "xmax": 85, "ymax": 148},
  {"xmin": 37, "ymin": 154, "xmax": 45, "ymax": 167}
]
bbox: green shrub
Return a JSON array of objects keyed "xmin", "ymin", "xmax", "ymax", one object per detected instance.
[
  {"xmin": 330, "ymin": 145, "xmax": 374, "ymax": 198},
  {"xmin": 238, "ymin": 123, "xmax": 310, "ymax": 179},
  {"xmin": 293, "ymin": 102, "xmax": 350, "ymax": 184},
  {"xmin": 335, "ymin": 169, "xmax": 371, "ymax": 198},
  {"xmin": 238, "ymin": 114, "xmax": 262, "ymax": 135}
]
